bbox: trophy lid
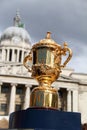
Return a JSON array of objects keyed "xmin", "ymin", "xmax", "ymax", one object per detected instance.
[{"xmin": 32, "ymin": 32, "xmax": 61, "ymax": 50}]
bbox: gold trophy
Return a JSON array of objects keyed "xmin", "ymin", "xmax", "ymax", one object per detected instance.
[{"xmin": 23, "ymin": 32, "xmax": 72, "ymax": 109}]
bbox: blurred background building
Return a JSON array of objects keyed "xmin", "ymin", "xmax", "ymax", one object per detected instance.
[{"xmin": 0, "ymin": 11, "xmax": 87, "ymax": 128}]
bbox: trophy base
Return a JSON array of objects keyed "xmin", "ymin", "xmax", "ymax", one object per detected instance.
[
  {"xmin": 30, "ymin": 86, "xmax": 58, "ymax": 109},
  {"xmin": 9, "ymin": 108, "xmax": 81, "ymax": 130}
]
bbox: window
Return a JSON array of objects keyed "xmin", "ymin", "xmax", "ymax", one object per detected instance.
[
  {"xmin": 16, "ymin": 86, "xmax": 23, "ymax": 94},
  {"xmin": 15, "ymin": 104, "xmax": 21, "ymax": 111},
  {"xmin": 9, "ymin": 49, "xmax": 12, "ymax": 61},
  {"xmin": 19, "ymin": 50, "xmax": 22, "ymax": 62},
  {"xmin": 58, "ymin": 90, "xmax": 63, "ymax": 98},
  {"xmin": 0, "ymin": 104, "xmax": 7, "ymax": 112},
  {"xmin": 1, "ymin": 84, "xmax": 10, "ymax": 93}
]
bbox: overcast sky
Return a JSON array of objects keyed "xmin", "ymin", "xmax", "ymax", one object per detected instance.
[{"xmin": 0, "ymin": 0, "xmax": 87, "ymax": 73}]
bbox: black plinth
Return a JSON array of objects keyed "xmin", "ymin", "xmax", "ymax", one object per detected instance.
[{"xmin": 9, "ymin": 108, "xmax": 81, "ymax": 130}]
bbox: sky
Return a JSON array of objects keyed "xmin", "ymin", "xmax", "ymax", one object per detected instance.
[{"xmin": 0, "ymin": 0, "xmax": 87, "ymax": 74}]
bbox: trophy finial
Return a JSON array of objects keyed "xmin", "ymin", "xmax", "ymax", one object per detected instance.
[{"xmin": 46, "ymin": 32, "xmax": 51, "ymax": 39}]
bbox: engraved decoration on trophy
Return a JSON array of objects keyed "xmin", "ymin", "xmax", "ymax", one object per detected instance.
[{"xmin": 23, "ymin": 32, "xmax": 72, "ymax": 109}]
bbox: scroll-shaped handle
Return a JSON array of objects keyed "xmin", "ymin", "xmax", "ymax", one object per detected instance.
[
  {"xmin": 23, "ymin": 51, "xmax": 32, "ymax": 72},
  {"xmin": 61, "ymin": 42, "xmax": 72, "ymax": 68}
]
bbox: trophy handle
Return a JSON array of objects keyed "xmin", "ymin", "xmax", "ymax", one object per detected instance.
[
  {"xmin": 23, "ymin": 51, "xmax": 32, "ymax": 72},
  {"xmin": 61, "ymin": 43, "xmax": 72, "ymax": 68}
]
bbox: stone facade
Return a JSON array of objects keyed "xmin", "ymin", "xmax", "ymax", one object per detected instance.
[{"xmin": 0, "ymin": 11, "xmax": 87, "ymax": 128}]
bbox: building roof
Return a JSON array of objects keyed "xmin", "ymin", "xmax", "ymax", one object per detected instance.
[{"xmin": 0, "ymin": 26, "xmax": 31, "ymax": 44}]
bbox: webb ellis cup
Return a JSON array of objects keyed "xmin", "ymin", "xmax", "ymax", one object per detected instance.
[
  {"xmin": 23, "ymin": 32, "xmax": 72, "ymax": 109},
  {"xmin": 9, "ymin": 32, "xmax": 81, "ymax": 129}
]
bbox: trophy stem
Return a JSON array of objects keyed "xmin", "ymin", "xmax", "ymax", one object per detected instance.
[
  {"xmin": 38, "ymin": 77, "xmax": 52, "ymax": 88},
  {"xmin": 39, "ymin": 81, "xmax": 51, "ymax": 88}
]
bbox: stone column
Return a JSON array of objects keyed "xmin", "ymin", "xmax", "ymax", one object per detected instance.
[
  {"xmin": 12, "ymin": 49, "xmax": 15, "ymax": 62},
  {"xmin": 17, "ymin": 49, "xmax": 20, "ymax": 62},
  {"xmin": 9, "ymin": 83, "xmax": 17, "ymax": 114},
  {"xmin": 21, "ymin": 51, "xmax": 24, "ymax": 62},
  {"xmin": 72, "ymin": 89, "xmax": 78, "ymax": 112},
  {"xmin": 58, "ymin": 88, "xmax": 62, "ymax": 109},
  {"xmin": 67, "ymin": 89, "xmax": 72, "ymax": 111},
  {"xmin": 23, "ymin": 85, "xmax": 31, "ymax": 109},
  {"xmin": 7, "ymin": 49, "xmax": 10, "ymax": 61},
  {"xmin": 2, "ymin": 48, "xmax": 5, "ymax": 61}
]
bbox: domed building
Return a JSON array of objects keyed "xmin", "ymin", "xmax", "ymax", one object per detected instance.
[
  {"xmin": 0, "ymin": 11, "xmax": 87, "ymax": 129},
  {"xmin": 0, "ymin": 11, "xmax": 31, "ymax": 75},
  {"xmin": 0, "ymin": 11, "xmax": 32, "ymax": 127}
]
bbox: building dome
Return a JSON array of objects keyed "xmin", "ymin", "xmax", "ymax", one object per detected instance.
[
  {"xmin": 0, "ymin": 26, "xmax": 31, "ymax": 45},
  {"xmin": 0, "ymin": 10, "xmax": 31, "ymax": 48}
]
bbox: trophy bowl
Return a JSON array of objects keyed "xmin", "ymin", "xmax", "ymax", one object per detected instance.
[{"xmin": 23, "ymin": 32, "xmax": 72, "ymax": 109}]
